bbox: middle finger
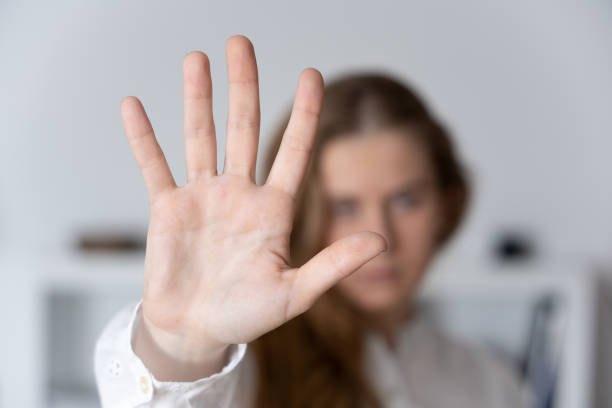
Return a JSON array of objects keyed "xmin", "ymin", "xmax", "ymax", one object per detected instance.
[{"xmin": 222, "ymin": 35, "xmax": 260, "ymax": 182}]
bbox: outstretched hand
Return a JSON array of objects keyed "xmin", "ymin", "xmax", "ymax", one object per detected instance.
[{"xmin": 122, "ymin": 35, "xmax": 386, "ymax": 378}]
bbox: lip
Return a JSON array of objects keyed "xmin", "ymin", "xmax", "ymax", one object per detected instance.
[{"xmin": 362, "ymin": 267, "xmax": 399, "ymax": 283}]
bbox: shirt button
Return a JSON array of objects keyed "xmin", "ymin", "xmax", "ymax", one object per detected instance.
[
  {"xmin": 107, "ymin": 359, "xmax": 122, "ymax": 377},
  {"xmin": 139, "ymin": 375, "xmax": 150, "ymax": 394}
]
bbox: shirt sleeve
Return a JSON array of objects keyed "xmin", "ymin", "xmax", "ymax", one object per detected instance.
[{"xmin": 94, "ymin": 300, "xmax": 249, "ymax": 408}]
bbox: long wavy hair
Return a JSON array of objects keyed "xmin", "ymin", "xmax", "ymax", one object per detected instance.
[{"xmin": 250, "ymin": 72, "xmax": 471, "ymax": 408}]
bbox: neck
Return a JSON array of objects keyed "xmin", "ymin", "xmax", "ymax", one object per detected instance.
[{"xmin": 363, "ymin": 301, "xmax": 413, "ymax": 351}]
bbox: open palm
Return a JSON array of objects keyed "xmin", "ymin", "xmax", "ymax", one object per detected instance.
[{"xmin": 121, "ymin": 35, "xmax": 386, "ymax": 354}]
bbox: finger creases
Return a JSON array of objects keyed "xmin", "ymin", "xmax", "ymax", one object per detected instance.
[
  {"xmin": 223, "ymin": 35, "xmax": 261, "ymax": 180},
  {"xmin": 183, "ymin": 51, "xmax": 217, "ymax": 179}
]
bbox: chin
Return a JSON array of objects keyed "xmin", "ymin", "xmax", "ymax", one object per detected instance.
[{"xmin": 346, "ymin": 286, "xmax": 408, "ymax": 314}]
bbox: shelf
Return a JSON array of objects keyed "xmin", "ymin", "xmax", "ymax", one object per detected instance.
[{"xmin": 0, "ymin": 251, "xmax": 602, "ymax": 408}]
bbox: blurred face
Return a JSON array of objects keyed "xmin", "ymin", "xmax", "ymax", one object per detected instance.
[{"xmin": 319, "ymin": 127, "xmax": 444, "ymax": 316}]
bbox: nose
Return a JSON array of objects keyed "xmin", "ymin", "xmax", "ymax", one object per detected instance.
[{"xmin": 366, "ymin": 206, "xmax": 395, "ymax": 253}]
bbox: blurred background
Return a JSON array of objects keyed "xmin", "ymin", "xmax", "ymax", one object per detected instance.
[{"xmin": 1, "ymin": 0, "xmax": 611, "ymax": 407}]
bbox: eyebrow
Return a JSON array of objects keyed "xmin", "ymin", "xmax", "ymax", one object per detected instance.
[
  {"xmin": 327, "ymin": 178, "xmax": 433, "ymax": 201},
  {"xmin": 394, "ymin": 178, "xmax": 432, "ymax": 194}
]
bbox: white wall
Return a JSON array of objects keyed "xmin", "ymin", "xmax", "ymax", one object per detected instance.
[{"xmin": 1, "ymin": 0, "xmax": 611, "ymax": 262}]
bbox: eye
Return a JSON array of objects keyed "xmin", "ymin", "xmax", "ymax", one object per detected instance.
[
  {"xmin": 330, "ymin": 200, "xmax": 355, "ymax": 217},
  {"xmin": 391, "ymin": 192, "xmax": 418, "ymax": 208}
]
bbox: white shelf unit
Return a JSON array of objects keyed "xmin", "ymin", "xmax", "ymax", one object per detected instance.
[
  {"xmin": 420, "ymin": 263, "xmax": 599, "ymax": 408},
  {"xmin": 0, "ymin": 251, "xmax": 602, "ymax": 408},
  {"xmin": 1, "ymin": 251, "xmax": 144, "ymax": 408}
]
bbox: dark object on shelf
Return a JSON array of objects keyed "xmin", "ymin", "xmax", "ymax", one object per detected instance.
[
  {"xmin": 494, "ymin": 231, "xmax": 535, "ymax": 262},
  {"xmin": 76, "ymin": 228, "xmax": 146, "ymax": 252}
]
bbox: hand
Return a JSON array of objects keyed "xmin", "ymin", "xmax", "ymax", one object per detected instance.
[{"xmin": 121, "ymin": 35, "xmax": 386, "ymax": 379}]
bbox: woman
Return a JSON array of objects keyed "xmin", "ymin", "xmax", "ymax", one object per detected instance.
[{"xmin": 95, "ymin": 35, "xmax": 530, "ymax": 407}]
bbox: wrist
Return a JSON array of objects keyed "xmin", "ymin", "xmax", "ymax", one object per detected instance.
[
  {"xmin": 134, "ymin": 310, "xmax": 230, "ymax": 381},
  {"xmin": 144, "ymin": 313, "xmax": 228, "ymax": 360}
]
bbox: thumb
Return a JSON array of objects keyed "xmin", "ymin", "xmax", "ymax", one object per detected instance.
[{"xmin": 283, "ymin": 231, "xmax": 387, "ymax": 320}]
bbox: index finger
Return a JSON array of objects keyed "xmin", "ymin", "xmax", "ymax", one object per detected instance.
[{"xmin": 265, "ymin": 68, "xmax": 323, "ymax": 197}]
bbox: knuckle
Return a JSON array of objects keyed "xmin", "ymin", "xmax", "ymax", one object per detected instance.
[
  {"xmin": 227, "ymin": 115, "xmax": 260, "ymax": 131},
  {"xmin": 294, "ymin": 105, "xmax": 320, "ymax": 119},
  {"xmin": 326, "ymin": 245, "xmax": 344, "ymax": 276},
  {"xmin": 186, "ymin": 124, "xmax": 215, "ymax": 139},
  {"xmin": 285, "ymin": 133, "xmax": 312, "ymax": 153}
]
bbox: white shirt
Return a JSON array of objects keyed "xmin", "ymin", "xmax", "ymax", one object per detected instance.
[{"xmin": 94, "ymin": 300, "xmax": 532, "ymax": 408}]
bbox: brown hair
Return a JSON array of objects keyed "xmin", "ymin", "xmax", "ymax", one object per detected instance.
[{"xmin": 251, "ymin": 72, "xmax": 471, "ymax": 408}]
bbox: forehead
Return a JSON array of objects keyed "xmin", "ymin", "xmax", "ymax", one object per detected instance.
[{"xmin": 318, "ymin": 128, "xmax": 433, "ymax": 196}]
